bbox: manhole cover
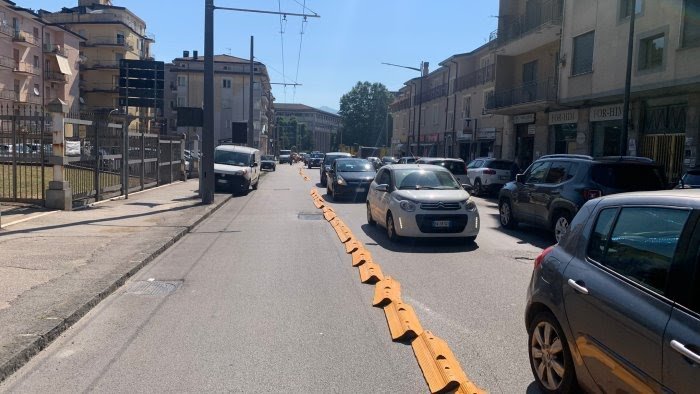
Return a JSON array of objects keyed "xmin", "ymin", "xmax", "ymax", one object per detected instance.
[
  {"xmin": 126, "ymin": 280, "xmax": 182, "ymax": 296},
  {"xmin": 298, "ymin": 212, "xmax": 324, "ymax": 220}
]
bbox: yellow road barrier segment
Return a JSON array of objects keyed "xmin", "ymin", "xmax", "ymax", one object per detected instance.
[
  {"xmin": 385, "ymin": 300, "xmax": 424, "ymax": 342},
  {"xmin": 313, "ymin": 198, "xmax": 325, "ymax": 209},
  {"xmin": 351, "ymin": 248, "xmax": 373, "ymax": 267},
  {"xmin": 344, "ymin": 239, "xmax": 362, "ymax": 254},
  {"xmin": 323, "ymin": 208, "xmax": 337, "ymax": 222},
  {"xmin": 412, "ymin": 331, "xmax": 486, "ymax": 394},
  {"xmin": 359, "ymin": 261, "xmax": 384, "ymax": 284},
  {"xmin": 372, "ymin": 276, "xmax": 401, "ymax": 307}
]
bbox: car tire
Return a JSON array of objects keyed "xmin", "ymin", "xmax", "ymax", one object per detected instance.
[
  {"xmin": 473, "ymin": 179, "xmax": 483, "ymax": 196},
  {"xmin": 552, "ymin": 211, "xmax": 572, "ymax": 243},
  {"xmin": 528, "ymin": 311, "xmax": 577, "ymax": 394},
  {"xmin": 252, "ymin": 178, "xmax": 258, "ymax": 190},
  {"xmin": 367, "ymin": 203, "xmax": 376, "ymax": 226},
  {"xmin": 499, "ymin": 198, "xmax": 518, "ymax": 229},
  {"xmin": 386, "ymin": 212, "xmax": 400, "ymax": 242}
]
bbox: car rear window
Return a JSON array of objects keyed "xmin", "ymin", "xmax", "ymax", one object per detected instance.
[
  {"xmin": 682, "ymin": 171, "xmax": 700, "ymax": 186},
  {"xmin": 441, "ymin": 161, "xmax": 467, "ymax": 175},
  {"xmin": 486, "ymin": 160, "xmax": 514, "ymax": 170},
  {"xmin": 591, "ymin": 163, "xmax": 666, "ymax": 191}
]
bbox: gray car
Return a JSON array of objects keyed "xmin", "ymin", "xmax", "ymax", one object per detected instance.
[{"xmin": 525, "ymin": 189, "xmax": 700, "ymax": 393}]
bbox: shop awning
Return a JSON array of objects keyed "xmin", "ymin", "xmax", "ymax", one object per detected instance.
[{"xmin": 55, "ymin": 55, "xmax": 72, "ymax": 76}]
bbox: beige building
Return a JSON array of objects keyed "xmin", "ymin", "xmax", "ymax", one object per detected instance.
[
  {"xmin": 164, "ymin": 53, "xmax": 273, "ymax": 153},
  {"xmin": 274, "ymin": 103, "xmax": 340, "ymax": 153},
  {"xmin": 0, "ymin": 1, "xmax": 82, "ymax": 112}
]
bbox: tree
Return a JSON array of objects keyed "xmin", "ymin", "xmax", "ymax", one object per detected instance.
[
  {"xmin": 299, "ymin": 123, "xmax": 315, "ymax": 151},
  {"xmin": 338, "ymin": 82, "xmax": 393, "ymax": 147}
]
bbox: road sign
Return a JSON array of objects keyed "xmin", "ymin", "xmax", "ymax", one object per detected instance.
[{"xmin": 119, "ymin": 59, "xmax": 165, "ymax": 109}]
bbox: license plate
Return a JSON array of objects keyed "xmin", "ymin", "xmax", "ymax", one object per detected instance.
[
  {"xmin": 216, "ymin": 179, "xmax": 227, "ymax": 184},
  {"xmin": 356, "ymin": 188, "xmax": 366, "ymax": 192},
  {"xmin": 432, "ymin": 220, "xmax": 451, "ymax": 228}
]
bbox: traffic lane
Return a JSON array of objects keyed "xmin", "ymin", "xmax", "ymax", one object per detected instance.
[
  {"xmin": 313, "ymin": 178, "xmax": 546, "ymax": 393},
  {"xmin": 2, "ymin": 164, "xmax": 425, "ymax": 393}
]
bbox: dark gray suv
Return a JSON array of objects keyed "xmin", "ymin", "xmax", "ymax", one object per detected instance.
[
  {"xmin": 499, "ymin": 155, "xmax": 667, "ymax": 242},
  {"xmin": 526, "ymin": 189, "xmax": 700, "ymax": 393}
]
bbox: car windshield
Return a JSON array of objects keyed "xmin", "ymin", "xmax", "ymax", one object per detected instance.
[
  {"xmin": 262, "ymin": 155, "xmax": 275, "ymax": 161},
  {"xmin": 382, "ymin": 156, "xmax": 396, "ymax": 163},
  {"xmin": 324, "ymin": 154, "xmax": 349, "ymax": 165},
  {"xmin": 393, "ymin": 169, "xmax": 460, "ymax": 190},
  {"xmin": 682, "ymin": 171, "xmax": 700, "ymax": 186},
  {"xmin": 279, "ymin": 150, "xmax": 291, "ymax": 156},
  {"xmin": 336, "ymin": 159, "xmax": 374, "ymax": 172},
  {"xmin": 591, "ymin": 164, "xmax": 667, "ymax": 191},
  {"xmin": 311, "ymin": 153, "xmax": 323, "ymax": 158},
  {"xmin": 214, "ymin": 150, "xmax": 251, "ymax": 167},
  {"xmin": 429, "ymin": 161, "xmax": 467, "ymax": 175}
]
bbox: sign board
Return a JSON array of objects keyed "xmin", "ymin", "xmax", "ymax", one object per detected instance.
[
  {"xmin": 527, "ymin": 124, "xmax": 536, "ymax": 135},
  {"xmin": 231, "ymin": 122, "xmax": 247, "ymax": 144},
  {"xmin": 590, "ymin": 104, "xmax": 623, "ymax": 122},
  {"xmin": 119, "ymin": 59, "xmax": 165, "ymax": 109},
  {"xmin": 476, "ymin": 128, "xmax": 496, "ymax": 140},
  {"xmin": 514, "ymin": 113, "xmax": 535, "ymax": 124},
  {"xmin": 177, "ymin": 107, "xmax": 203, "ymax": 127},
  {"xmin": 549, "ymin": 109, "xmax": 578, "ymax": 125}
]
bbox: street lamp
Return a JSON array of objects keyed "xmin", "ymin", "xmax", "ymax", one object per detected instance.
[{"xmin": 382, "ymin": 61, "xmax": 424, "ymax": 156}]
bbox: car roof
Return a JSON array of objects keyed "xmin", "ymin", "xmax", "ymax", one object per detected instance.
[
  {"xmin": 596, "ymin": 189, "xmax": 700, "ymax": 208},
  {"xmin": 324, "ymin": 152, "xmax": 352, "ymax": 156},
  {"xmin": 215, "ymin": 145, "xmax": 259, "ymax": 154},
  {"xmin": 382, "ymin": 163, "xmax": 450, "ymax": 171},
  {"xmin": 419, "ymin": 157, "xmax": 465, "ymax": 162}
]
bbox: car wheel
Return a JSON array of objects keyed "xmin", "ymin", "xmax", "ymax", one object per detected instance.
[
  {"xmin": 367, "ymin": 203, "xmax": 376, "ymax": 226},
  {"xmin": 386, "ymin": 212, "xmax": 400, "ymax": 242},
  {"xmin": 553, "ymin": 211, "xmax": 572, "ymax": 243},
  {"xmin": 252, "ymin": 178, "xmax": 258, "ymax": 190},
  {"xmin": 499, "ymin": 199, "xmax": 518, "ymax": 229},
  {"xmin": 321, "ymin": 176, "xmax": 326, "ymax": 187},
  {"xmin": 528, "ymin": 311, "xmax": 577, "ymax": 394},
  {"xmin": 473, "ymin": 179, "xmax": 483, "ymax": 196}
]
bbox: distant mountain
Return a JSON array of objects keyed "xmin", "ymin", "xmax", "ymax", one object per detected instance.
[{"xmin": 318, "ymin": 106, "xmax": 338, "ymax": 114}]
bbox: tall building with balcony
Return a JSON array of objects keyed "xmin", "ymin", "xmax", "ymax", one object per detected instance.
[
  {"xmin": 39, "ymin": 0, "xmax": 154, "ymax": 122},
  {"xmin": 389, "ymin": 85, "xmax": 412, "ymax": 156},
  {"xmin": 164, "ymin": 53, "xmax": 273, "ymax": 153},
  {"xmin": 487, "ymin": 0, "xmax": 563, "ymax": 169},
  {"xmin": 274, "ymin": 103, "xmax": 340, "ymax": 153},
  {"xmin": 0, "ymin": 1, "xmax": 82, "ymax": 111}
]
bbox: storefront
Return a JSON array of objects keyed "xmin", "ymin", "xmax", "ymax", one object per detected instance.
[
  {"xmin": 590, "ymin": 103, "xmax": 623, "ymax": 157},
  {"xmin": 513, "ymin": 113, "xmax": 535, "ymax": 169},
  {"xmin": 476, "ymin": 128, "xmax": 496, "ymax": 158},
  {"xmin": 549, "ymin": 109, "xmax": 578, "ymax": 154}
]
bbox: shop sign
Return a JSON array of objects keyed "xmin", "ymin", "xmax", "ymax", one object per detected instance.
[
  {"xmin": 477, "ymin": 128, "xmax": 496, "ymax": 140},
  {"xmin": 590, "ymin": 104, "xmax": 623, "ymax": 122},
  {"xmin": 549, "ymin": 109, "xmax": 578, "ymax": 125},
  {"xmin": 514, "ymin": 113, "xmax": 535, "ymax": 124},
  {"xmin": 527, "ymin": 124, "xmax": 536, "ymax": 135}
]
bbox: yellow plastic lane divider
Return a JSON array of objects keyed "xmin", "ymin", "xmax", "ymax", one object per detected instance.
[
  {"xmin": 359, "ymin": 261, "xmax": 384, "ymax": 284},
  {"xmin": 384, "ymin": 300, "xmax": 424, "ymax": 342},
  {"xmin": 372, "ymin": 276, "xmax": 401, "ymax": 307},
  {"xmin": 351, "ymin": 247, "xmax": 373, "ymax": 267},
  {"xmin": 344, "ymin": 238, "xmax": 362, "ymax": 254}
]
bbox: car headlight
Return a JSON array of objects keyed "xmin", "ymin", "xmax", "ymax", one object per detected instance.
[
  {"xmin": 234, "ymin": 170, "xmax": 245, "ymax": 176},
  {"xmin": 399, "ymin": 200, "xmax": 417, "ymax": 212},
  {"xmin": 337, "ymin": 176, "xmax": 347, "ymax": 185},
  {"xmin": 464, "ymin": 198, "xmax": 477, "ymax": 211}
]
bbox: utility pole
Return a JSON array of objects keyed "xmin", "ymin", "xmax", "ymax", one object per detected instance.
[
  {"xmin": 381, "ymin": 61, "xmax": 425, "ymax": 156},
  {"xmin": 621, "ymin": 0, "xmax": 636, "ymax": 156},
  {"xmin": 248, "ymin": 36, "xmax": 254, "ymax": 148}
]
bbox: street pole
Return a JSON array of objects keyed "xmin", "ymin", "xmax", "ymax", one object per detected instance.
[
  {"xmin": 621, "ymin": 0, "xmax": 636, "ymax": 156},
  {"xmin": 202, "ymin": 0, "xmax": 215, "ymax": 204},
  {"xmin": 417, "ymin": 62, "xmax": 423, "ymax": 156},
  {"xmin": 248, "ymin": 36, "xmax": 255, "ymax": 148}
]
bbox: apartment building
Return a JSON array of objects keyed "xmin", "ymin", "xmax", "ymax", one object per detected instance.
[
  {"xmin": 274, "ymin": 103, "xmax": 340, "ymax": 153},
  {"xmin": 164, "ymin": 53, "xmax": 273, "ymax": 153},
  {"xmin": 0, "ymin": 1, "xmax": 82, "ymax": 112},
  {"xmin": 39, "ymin": 0, "xmax": 154, "ymax": 122},
  {"xmin": 389, "ymin": 84, "xmax": 412, "ymax": 156}
]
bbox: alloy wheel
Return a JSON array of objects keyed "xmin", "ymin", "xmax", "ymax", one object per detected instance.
[
  {"xmin": 500, "ymin": 202, "xmax": 511, "ymax": 226},
  {"xmin": 554, "ymin": 216, "xmax": 570, "ymax": 243},
  {"xmin": 531, "ymin": 321, "xmax": 566, "ymax": 391}
]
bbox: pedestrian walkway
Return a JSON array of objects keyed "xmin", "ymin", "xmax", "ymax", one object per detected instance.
[{"xmin": 0, "ymin": 181, "xmax": 231, "ymax": 382}]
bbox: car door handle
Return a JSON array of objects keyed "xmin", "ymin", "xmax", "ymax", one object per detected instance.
[
  {"xmin": 567, "ymin": 279, "xmax": 589, "ymax": 295},
  {"xmin": 671, "ymin": 340, "xmax": 700, "ymax": 364}
]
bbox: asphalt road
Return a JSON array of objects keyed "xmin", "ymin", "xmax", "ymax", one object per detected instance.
[{"xmin": 1, "ymin": 163, "xmax": 553, "ymax": 393}]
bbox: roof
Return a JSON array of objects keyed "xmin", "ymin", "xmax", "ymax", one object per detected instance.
[
  {"xmin": 173, "ymin": 54, "xmax": 262, "ymax": 65},
  {"xmin": 596, "ymin": 189, "xmax": 700, "ymax": 208},
  {"xmin": 215, "ymin": 145, "xmax": 259, "ymax": 154},
  {"xmin": 275, "ymin": 103, "xmax": 340, "ymax": 117}
]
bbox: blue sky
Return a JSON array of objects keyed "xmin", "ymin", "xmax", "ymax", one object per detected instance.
[{"xmin": 23, "ymin": 0, "xmax": 498, "ymax": 110}]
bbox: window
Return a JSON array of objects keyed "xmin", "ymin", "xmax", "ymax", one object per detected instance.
[
  {"xmin": 462, "ymin": 96, "xmax": 471, "ymax": 119},
  {"xmin": 682, "ymin": 0, "xmax": 700, "ymax": 47},
  {"xmin": 590, "ymin": 207, "xmax": 690, "ymax": 295},
  {"xmin": 483, "ymin": 89, "xmax": 494, "ymax": 110},
  {"xmin": 176, "ymin": 97, "xmax": 185, "ymax": 107},
  {"xmin": 376, "ymin": 169, "xmax": 390, "ymax": 185},
  {"xmin": 619, "ymin": 0, "xmax": 642, "ymax": 19},
  {"xmin": 33, "ymin": 27, "xmax": 38, "ymax": 39},
  {"xmin": 544, "ymin": 162, "xmax": 571, "ymax": 184},
  {"xmin": 639, "ymin": 33, "xmax": 665, "ymax": 71},
  {"xmin": 468, "ymin": 159, "xmax": 484, "ymax": 169},
  {"xmin": 177, "ymin": 76, "xmax": 187, "ymax": 87},
  {"xmin": 116, "ymin": 32, "xmax": 125, "ymax": 45},
  {"xmin": 223, "ymin": 79, "xmax": 231, "ymax": 88},
  {"xmin": 572, "ymin": 31, "xmax": 595, "ymax": 75},
  {"xmin": 432, "ymin": 104, "xmax": 439, "ymax": 125},
  {"xmin": 33, "ymin": 55, "xmax": 39, "ymax": 68},
  {"xmin": 588, "ymin": 208, "xmax": 619, "ymax": 263},
  {"xmin": 526, "ymin": 161, "xmax": 551, "ymax": 184}
]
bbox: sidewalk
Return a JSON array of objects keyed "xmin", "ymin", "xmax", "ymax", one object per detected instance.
[{"xmin": 0, "ymin": 181, "xmax": 232, "ymax": 382}]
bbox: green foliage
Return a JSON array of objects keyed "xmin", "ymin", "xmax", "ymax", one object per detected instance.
[
  {"xmin": 338, "ymin": 81, "xmax": 393, "ymax": 147},
  {"xmin": 277, "ymin": 116, "xmax": 315, "ymax": 151}
]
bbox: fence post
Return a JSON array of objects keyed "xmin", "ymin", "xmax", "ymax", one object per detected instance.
[
  {"xmin": 140, "ymin": 128, "xmax": 145, "ymax": 190},
  {"xmin": 45, "ymin": 108, "xmax": 71, "ymax": 210}
]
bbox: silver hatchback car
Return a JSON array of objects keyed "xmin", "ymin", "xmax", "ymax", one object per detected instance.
[{"xmin": 366, "ymin": 164, "xmax": 479, "ymax": 243}]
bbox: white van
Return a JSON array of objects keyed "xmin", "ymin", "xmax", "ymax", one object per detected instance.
[{"xmin": 214, "ymin": 145, "xmax": 261, "ymax": 193}]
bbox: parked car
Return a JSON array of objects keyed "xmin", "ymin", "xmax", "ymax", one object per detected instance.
[
  {"xmin": 676, "ymin": 166, "xmax": 700, "ymax": 189},
  {"xmin": 381, "ymin": 156, "xmax": 398, "ymax": 166},
  {"xmin": 366, "ymin": 156, "xmax": 382, "ymax": 170},
  {"xmin": 279, "ymin": 149, "xmax": 292, "ymax": 164},
  {"xmin": 499, "ymin": 155, "xmax": 667, "ymax": 242},
  {"xmin": 260, "ymin": 155, "xmax": 276, "ymax": 171},
  {"xmin": 525, "ymin": 189, "xmax": 700, "ymax": 394},
  {"xmin": 466, "ymin": 158, "xmax": 518, "ymax": 196},
  {"xmin": 327, "ymin": 158, "xmax": 376, "ymax": 201},
  {"xmin": 366, "ymin": 164, "xmax": 479, "ymax": 243},
  {"xmin": 214, "ymin": 145, "xmax": 261, "ymax": 193},
  {"xmin": 320, "ymin": 151, "xmax": 352, "ymax": 186},
  {"xmin": 416, "ymin": 157, "xmax": 470, "ymax": 187},
  {"xmin": 398, "ymin": 156, "xmax": 419, "ymax": 164},
  {"xmin": 307, "ymin": 152, "xmax": 323, "ymax": 169}
]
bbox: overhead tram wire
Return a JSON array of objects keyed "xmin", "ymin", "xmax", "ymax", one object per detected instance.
[
  {"xmin": 277, "ymin": 0, "xmax": 288, "ymax": 101},
  {"xmin": 292, "ymin": 0, "xmax": 307, "ymax": 103}
]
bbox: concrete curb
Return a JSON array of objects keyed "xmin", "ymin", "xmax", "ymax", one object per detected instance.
[{"xmin": 0, "ymin": 193, "xmax": 233, "ymax": 384}]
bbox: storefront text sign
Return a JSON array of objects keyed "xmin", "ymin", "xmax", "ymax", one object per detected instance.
[
  {"xmin": 514, "ymin": 113, "xmax": 535, "ymax": 124},
  {"xmin": 527, "ymin": 124, "xmax": 536, "ymax": 135},
  {"xmin": 477, "ymin": 128, "xmax": 496, "ymax": 140},
  {"xmin": 590, "ymin": 104, "xmax": 623, "ymax": 122},
  {"xmin": 549, "ymin": 109, "xmax": 578, "ymax": 125}
]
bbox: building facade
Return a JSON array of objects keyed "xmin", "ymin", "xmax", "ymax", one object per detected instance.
[
  {"xmin": 164, "ymin": 53, "xmax": 273, "ymax": 153},
  {"xmin": 274, "ymin": 103, "xmax": 340, "ymax": 153},
  {"xmin": 0, "ymin": 1, "xmax": 82, "ymax": 112}
]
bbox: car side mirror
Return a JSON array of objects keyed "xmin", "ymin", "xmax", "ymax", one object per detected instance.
[
  {"xmin": 251, "ymin": 162, "xmax": 258, "ymax": 168},
  {"xmin": 376, "ymin": 184, "xmax": 389, "ymax": 193},
  {"xmin": 462, "ymin": 184, "xmax": 474, "ymax": 193},
  {"xmin": 515, "ymin": 174, "xmax": 525, "ymax": 183}
]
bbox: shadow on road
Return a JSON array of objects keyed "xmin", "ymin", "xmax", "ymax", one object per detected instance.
[
  {"xmin": 526, "ymin": 381, "xmax": 543, "ymax": 394},
  {"xmin": 485, "ymin": 213, "xmax": 555, "ymax": 249},
  {"xmin": 360, "ymin": 224, "xmax": 479, "ymax": 254}
]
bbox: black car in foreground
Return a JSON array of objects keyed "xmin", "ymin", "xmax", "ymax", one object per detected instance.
[
  {"xmin": 526, "ymin": 189, "xmax": 700, "ymax": 394},
  {"xmin": 260, "ymin": 155, "xmax": 276, "ymax": 171},
  {"xmin": 326, "ymin": 158, "xmax": 376, "ymax": 201},
  {"xmin": 320, "ymin": 152, "xmax": 352, "ymax": 186},
  {"xmin": 499, "ymin": 155, "xmax": 667, "ymax": 242}
]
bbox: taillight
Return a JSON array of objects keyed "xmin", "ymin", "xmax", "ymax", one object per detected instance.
[
  {"xmin": 534, "ymin": 245, "xmax": 555, "ymax": 270},
  {"xmin": 483, "ymin": 169, "xmax": 497, "ymax": 175},
  {"xmin": 583, "ymin": 189, "xmax": 602, "ymax": 200}
]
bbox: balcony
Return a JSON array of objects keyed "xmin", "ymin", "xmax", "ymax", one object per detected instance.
[
  {"xmin": 82, "ymin": 36, "xmax": 134, "ymax": 50},
  {"xmin": 45, "ymin": 71, "xmax": 69, "ymax": 83},
  {"xmin": 455, "ymin": 64, "xmax": 495, "ymax": 92},
  {"xmin": 81, "ymin": 59, "xmax": 120, "ymax": 70},
  {"xmin": 43, "ymin": 43, "xmax": 67, "ymax": 57},
  {"xmin": 17, "ymin": 93, "xmax": 42, "ymax": 105},
  {"xmin": 82, "ymin": 82, "xmax": 119, "ymax": 93},
  {"xmin": 418, "ymin": 83, "xmax": 448, "ymax": 104},
  {"xmin": 495, "ymin": 0, "xmax": 563, "ymax": 56},
  {"xmin": 0, "ymin": 89, "xmax": 18, "ymax": 101},
  {"xmin": 390, "ymin": 97, "xmax": 411, "ymax": 112},
  {"xmin": 13, "ymin": 62, "xmax": 41, "ymax": 76},
  {"xmin": 12, "ymin": 30, "xmax": 39, "ymax": 46},
  {"xmin": 486, "ymin": 78, "xmax": 557, "ymax": 112}
]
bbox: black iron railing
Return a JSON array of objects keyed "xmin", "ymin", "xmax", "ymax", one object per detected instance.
[
  {"xmin": 486, "ymin": 78, "xmax": 557, "ymax": 110},
  {"xmin": 496, "ymin": 0, "xmax": 563, "ymax": 46},
  {"xmin": 455, "ymin": 64, "xmax": 495, "ymax": 92}
]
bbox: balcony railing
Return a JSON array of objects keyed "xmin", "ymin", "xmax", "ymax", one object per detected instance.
[
  {"xmin": 43, "ymin": 43, "xmax": 67, "ymax": 57},
  {"xmin": 83, "ymin": 36, "xmax": 134, "ymax": 50},
  {"xmin": 419, "ymin": 83, "xmax": 448, "ymax": 104},
  {"xmin": 45, "ymin": 71, "xmax": 69, "ymax": 83},
  {"xmin": 42, "ymin": 12, "xmax": 148, "ymax": 37},
  {"xmin": 390, "ymin": 97, "xmax": 412, "ymax": 112},
  {"xmin": 82, "ymin": 59, "xmax": 120, "ymax": 69},
  {"xmin": 496, "ymin": 0, "xmax": 563, "ymax": 47},
  {"xmin": 486, "ymin": 78, "xmax": 557, "ymax": 110},
  {"xmin": 12, "ymin": 30, "xmax": 39, "ymax": 46},
  {"xmin": 82, "ymin": 83, "xmax": 119, "ymax": 93},
  {"xmin": 0, "ymin": 55, "xmax": 14, "ymax": 69},
  {"xmin": 17, "ymin": 93, "xmax": 42, "ymax": 104},
  {"xmin": 455, "ymin": 64, "xmax": 495, "ymax": 92},
  {"xmin": 0, "ymin": 23, "xmax": 13, "ymax": 37},
  {"xmin": 0, "ymin": 89, "xmax": 18, "ymax": 101},
  {"xmin": 14, "ymin": 62, "xmax": 41, "ymax": 75}
]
